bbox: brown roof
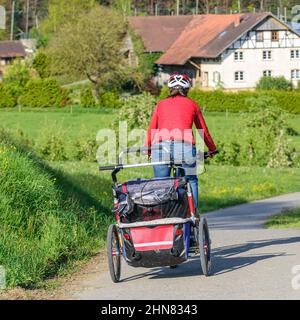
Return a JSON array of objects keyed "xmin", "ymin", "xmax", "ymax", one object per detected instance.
[
  {"xmin": 157, "ymin": 13, "xmax": 268, "ymax": 65},
  {"xmin": 197, "ymin": 13, "xmax": 269, "ymax": 58},
  {"xmin": 128, "ymin": 15, "xmax": 192, "ymax": 52},
  {"xmin": 0, "ymin": 41, "xmax": 26, "ymax": 59}
]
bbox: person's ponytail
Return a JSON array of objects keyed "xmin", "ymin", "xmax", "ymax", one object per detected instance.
[{"xmin": 169, "ymin": 87, "xmax": 189, "ymax": 97}]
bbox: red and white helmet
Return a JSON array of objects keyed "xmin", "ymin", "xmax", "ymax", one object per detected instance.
[{"xmin": 167, "ymin": 73, "xmax": 192, "ymax": 89}]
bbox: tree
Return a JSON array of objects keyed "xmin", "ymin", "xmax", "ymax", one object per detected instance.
[
  {"xmin": 40, "ymin": 0, "xmax": 95, "ymax": 37},
  {"xmin": 32, "ymin": 51, "xmax": 50, "ymax": 78},
  {"xmin": 113, "ymin": 0, "xmax": 132, "ymax": 16},
  {"xmin": 46, "ymin": 5, "xmax": 127, "ymax": 97}
]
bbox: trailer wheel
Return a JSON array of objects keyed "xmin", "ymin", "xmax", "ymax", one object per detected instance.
[
  {"xmin": 107, "ymin": 224, "xmax": 121, "ymax": 283},
  {"xmin": 198, "ymin": 218, "xmax": 212, "ymax": 276}
]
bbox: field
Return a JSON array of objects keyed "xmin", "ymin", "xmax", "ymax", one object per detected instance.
[
  {"xmin": 2, "ymin": 107, "xmax": 300, "ymax": 211},
  {"xmin": 1, "ymin": 107, "xmax": 300, "ymax": 288},
  {"xmin": 1, "ymin": 108, "xmax": 300, "ymax": 149}
]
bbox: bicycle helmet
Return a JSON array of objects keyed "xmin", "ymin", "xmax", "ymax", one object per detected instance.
[{"xmin": 167, "ymin": 73, "xmax": 192, "ymax": 89}]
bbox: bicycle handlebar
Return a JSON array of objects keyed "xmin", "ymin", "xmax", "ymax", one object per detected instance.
[{"xmin": 99, "ymin": 149, "xmax": 219, "ymax": 171}]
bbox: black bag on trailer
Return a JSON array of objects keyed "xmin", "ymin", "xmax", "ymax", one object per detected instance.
[{"xmin": 114, "ymin": 177, "xmax": 189, "ymax": 223}]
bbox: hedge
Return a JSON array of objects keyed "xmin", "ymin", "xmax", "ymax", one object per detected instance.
[
  {"xmin": 19, "ymin": 78, "xmax": 68, "ymax": 108},
  {"xmin": 80, "ymin": 87, "xmax": 96, "ymax": 108},
  {"xmin": 0, "ymin": 84, "xmax": 17, "ymax": 108},
  {"xmin": 160, "ymin": 88, "xmax": 299, "ymax": 114}
]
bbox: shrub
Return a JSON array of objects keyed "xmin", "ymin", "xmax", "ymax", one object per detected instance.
[
  {"xmin": 2, "ymin": 59, "xmax": 32, "ymax": 97},
  {"xmin": 256, "ymin": 76, "xmax": 292, "ymax": 91},
  {"xmin": 32, "ymin": 51, "xmax": 50, "ymax": 78},
  {"xmin": 211, "ymin": 95, "xmax": 298, "ymax": 168},
  {"xmin": 0, "ymin": 84, "xmax": 17, "ymax": 108},
  {"xmin": 80, "ymin": 87, "xmax": 96, "ymax": 108},
  {"xmin": 268, "ymin": 130, "xmax": 295, "ymax": 168},
  {"xmin": 38, "ymin": 135, "xmax": 68, "ymax": 161},
  {"xmin": 19, "ymin": 78, "xmax": 68, "ymax": 108},
  {"xmin": 3, "ymin": 59, "xmax": 31, "ymax": 87},
  {"xmin": 99, "ymin": 90, "xmax": 121, "ymax": 108},
  {"xmin": 116, "ymin": 92, "xmax": 157, "ymax": 130},
  {"xmin": 73, "ymin": 137, "xmax": 97, "ymax": 161}
]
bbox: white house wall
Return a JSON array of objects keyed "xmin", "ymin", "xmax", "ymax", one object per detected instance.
[
  {"xmin": 219, "ymin": 29, "xmax": 300, "ymax": 89},
  {"xmin": 200, "ymin": 61, "xmax": 222, "ymax": 88}
]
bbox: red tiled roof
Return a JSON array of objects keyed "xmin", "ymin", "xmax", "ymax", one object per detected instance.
[
  {"xmin": 0, "ymin": 41, "xmax": 26, "ymax": 58},
  {"xmin": 157, "ymin": 13, "xmax": 268, "ymax": 65},
  {"xmin": 128, "ymin": 15, "xmax": 192, "ymax": 52},
  {"xmin": 197, "ymin": 13, "xmax": 269, "ymax": 58}
]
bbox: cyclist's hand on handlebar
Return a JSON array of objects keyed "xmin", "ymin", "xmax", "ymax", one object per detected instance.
[
  {"xmin": 204, "ymin": 149, "xmax": 219, "ymax": 159},
  {"xmin": 208, "ymin": 149, "xmax": 219, "ymax": 157}
]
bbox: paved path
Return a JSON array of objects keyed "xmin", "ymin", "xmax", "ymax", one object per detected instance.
[{"xmin": 73, "ymin": 193, "xmax": 300, "ymax": 300}]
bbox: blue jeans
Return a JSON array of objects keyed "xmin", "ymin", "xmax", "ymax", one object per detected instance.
[{"xmin": 152, "ymin": 141, "xmax": 198, "ymax": 209}]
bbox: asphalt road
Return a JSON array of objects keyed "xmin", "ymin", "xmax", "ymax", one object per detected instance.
[{"xmin": 73, "ymin": 192, "xmax": 300, "ymax": 300}]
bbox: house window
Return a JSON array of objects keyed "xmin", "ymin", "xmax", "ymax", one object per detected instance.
[
  {"xmin": 291, "ymin": 69, "xmax": 300, "ymax": 79},
  {"xmin": 263, "ymin": 50, "xmax": 272, "ymax": 60},
  {"xmin": 234, "ymin": 51, "xmax": 244, "ymax": 61},
  {"xmin": 271, "ymin": 31, "xmax": 279, "ymax": 41},
  {"xmin": 234, "ymin": 71, "xmax": 244, "ymax": 81},
  {"xmin": 291, "ymin": 50, "xmax": 300, "ymax": 59},
  {"xmin": 256, "ymin": 31, "xmax": 264, "ymax": 42},
  {"xmin": 263, "ymin": 70, "xmax": 272, "ymax": 77}
]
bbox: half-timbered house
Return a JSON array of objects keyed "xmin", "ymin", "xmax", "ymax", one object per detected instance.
[{"xmin": 129, "ymin": 13, "xmax": 300, "ymax": 89}]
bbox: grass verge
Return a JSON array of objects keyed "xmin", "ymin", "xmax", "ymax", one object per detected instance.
[
  {"xmin": 0, "ymin": 130, "xmax": 111, "ymax": 289},
  {"xmin": 265, "ymin": 208, "xmax": 300, "ymax": 229}
]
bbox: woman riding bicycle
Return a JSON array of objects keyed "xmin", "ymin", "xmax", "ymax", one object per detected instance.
[{"xmin": 145, "ymin": 73, "xmax": 218, "ymax": 209}]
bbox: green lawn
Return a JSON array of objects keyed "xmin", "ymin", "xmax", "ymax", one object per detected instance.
[
  {"xmin": 0, "ymin": 107, "xmax": 115, "ymax": 142},
  {"xmin": 265, "ymin": 208, "xmax": 300, "ymax": 229},
  {"xmin": 1, "ymin": 109, "xmax": 300, "ymax": 150}
]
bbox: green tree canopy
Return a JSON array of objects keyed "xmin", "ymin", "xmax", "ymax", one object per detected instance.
[
  {"xmin": 40, "ymin": 0, "xmax": 96, "ymax": 37},
  {"xmin": 46, "ymin": 5, "xmax": 128, "ymax": 96}
]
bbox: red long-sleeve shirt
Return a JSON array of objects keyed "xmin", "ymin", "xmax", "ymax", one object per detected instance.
[{"xmin": 145, "ymin": 95, "xmax": 217, "ymax": 152}]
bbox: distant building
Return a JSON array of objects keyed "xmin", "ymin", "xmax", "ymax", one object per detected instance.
[
  {"xmin": 0, "ymin": 41, "xmax": 26, "ymax": 79},
  {"xmin": 129, "ymin": 13, "xmax": 300, "ymax": 90}
]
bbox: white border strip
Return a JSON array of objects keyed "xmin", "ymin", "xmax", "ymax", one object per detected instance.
[
  {"xmin": 134, "ymin": 241, "xmax": 173, "ymax": 248},
  {"xmin": 118, "ymin": 217, "xmax": 195, "ymax": 228}
]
